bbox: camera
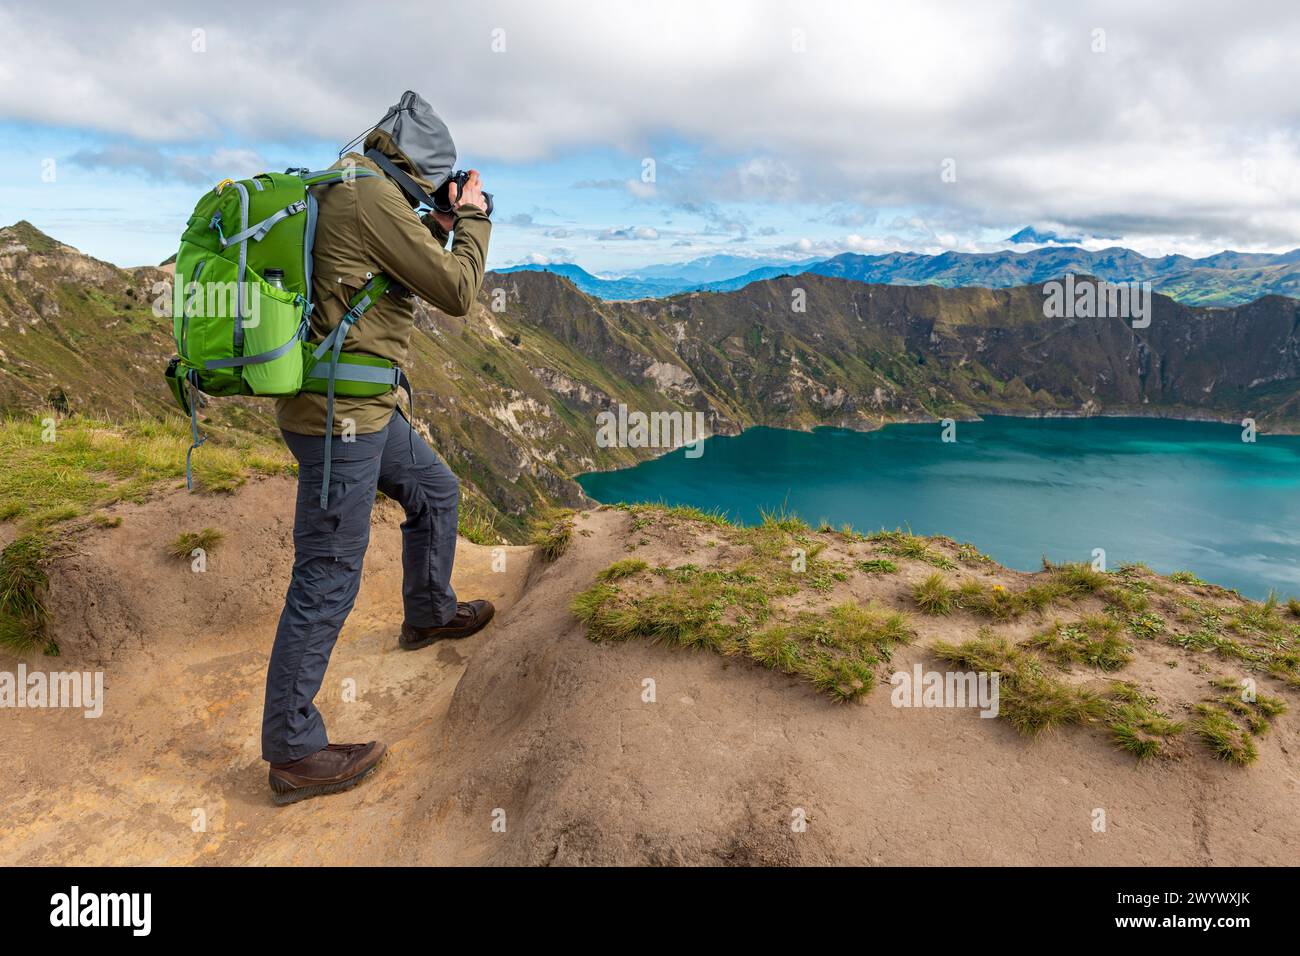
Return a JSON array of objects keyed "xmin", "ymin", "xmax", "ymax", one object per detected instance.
[{"xmin": 432, "ymin": 170, "xmax": 493, "ymax": 218}]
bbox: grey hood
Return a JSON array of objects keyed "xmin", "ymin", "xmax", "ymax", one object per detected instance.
[{"xmin": 369, "ymin": 90, "xmax": 457, "ymax": 192}]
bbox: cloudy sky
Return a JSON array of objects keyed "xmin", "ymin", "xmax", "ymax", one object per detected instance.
[{"xmin": 2, "ymin": 0, "xmax": 1298, "ymax": 272}]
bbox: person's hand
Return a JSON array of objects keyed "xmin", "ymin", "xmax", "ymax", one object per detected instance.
[
  {"xmin": 428, "ymin": 171, "xmax": 487, "ymax": 231},
  {"xmin": 454, "ymin": 169, "xmax": 487, "ymax": 212},
  {"xmin": 429, "ymin": 208, "xmax": 455, "ymax": 233}
]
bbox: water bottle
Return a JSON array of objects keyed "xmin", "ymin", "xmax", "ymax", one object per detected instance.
[{"xmin": 265, "ymin": 268, "xmax": 285, "ymax": 290}]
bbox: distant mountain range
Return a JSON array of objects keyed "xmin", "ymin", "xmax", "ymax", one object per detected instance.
[
  {"xmin": 494, "ymin": 263, "xmax": 682, "ymax": 300},
  {"xmin": 495, "ymin": 256, "xmax": 823, "ymax": 300},
  {"xmin": 500, "ymin": 239, "xmax": 1300, "ymax": 305},
  {"xmin": 624, "ymin": 253, "xmax": 818, "ymax": 285}
]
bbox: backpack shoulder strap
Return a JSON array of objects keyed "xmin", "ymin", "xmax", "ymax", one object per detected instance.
[
  {"xmin": 294, "ymin": 167, "xmax": 379, "ymax": 187},
  {"xmin": 363, "ymin": 148, "xmax": 436, "ymax": 208},
  {"xmin": 314, "ymin": 273, "xmax": 392, "ymax": 508}
]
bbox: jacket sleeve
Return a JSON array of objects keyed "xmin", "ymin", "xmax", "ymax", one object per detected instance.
[
  {"xmin": 357, "ymin": 179, "xmax": 491, "ymax": 317},
  {"xmin": 427, "ymin": 216, "xmax": 450, "ymax": 249}
]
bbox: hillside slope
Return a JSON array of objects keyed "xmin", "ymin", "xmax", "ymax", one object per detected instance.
[
  {"xmin": 2, "ymin": 488, "xmax": 1297, "ymax": 865},
  {"xmin": 5, "ymin": 222, "xmax": 1300, "ymax": 541},
  {"xmin": 0, "ymin": 222, "xmax": 184, "ymax": 422}
]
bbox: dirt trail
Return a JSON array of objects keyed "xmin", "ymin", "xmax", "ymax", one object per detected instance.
[
  {"xmin": 0, "ymin": 478, "xmax": 533, "ymax": 865},
  {"xmin": 2, "ymin": 484, "xmax": 1297, "ymax": 865}
]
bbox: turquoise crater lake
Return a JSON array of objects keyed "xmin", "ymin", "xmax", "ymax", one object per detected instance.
[{"xmin": 576, "ymin": 416, "xmax": 1300, "ymax": 600}]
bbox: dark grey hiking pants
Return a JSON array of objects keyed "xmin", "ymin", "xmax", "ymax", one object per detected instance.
[{"xmin": 261, "ymin": 412, "xmax": 459, "ymax": 763}]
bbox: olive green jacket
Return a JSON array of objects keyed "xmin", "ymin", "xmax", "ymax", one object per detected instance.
[{"xmin": 276, "ymin": 141, "xmax": 490, "ymax": 436}]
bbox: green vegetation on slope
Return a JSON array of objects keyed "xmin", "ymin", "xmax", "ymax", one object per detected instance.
[
  {"xmin": 932, "ymin": 630, "xmax": 1183, "ymax": 758},
  {"xmin": 569, "ymin": 505, "xmax": 1300, "ymax": 766},
  {"xmin": 574, "ymin": 508, "xmax": 914, "ymax": 702},
  {"xmin": 0, "ymin": 415, "xmax": 292, "ymax": 533},
  {"xmin": 0, "ymin": 415, "xmax": 291, "ymax": 652}
]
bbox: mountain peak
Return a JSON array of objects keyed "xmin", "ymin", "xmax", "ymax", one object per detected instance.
[
  {"xmin": 1008, "ymin": 226, "xmax": 1084, "ymax": 245},
  {"xmin": 1, "ymin": 220, "xmax": 64, "ymax": 254}
]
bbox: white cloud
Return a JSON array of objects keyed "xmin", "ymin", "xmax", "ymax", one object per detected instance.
[
  {"xmin": 66, "ymin": 143, "xmax": 266, "ymax": 184},
  {"xmin": 516, "ymin": 248, "xmax": 572, "ymax": 265},
  {"xmin": 3, "ymin": 0, "xmax": 1300, "ymax": 248},
  {"xmin": 596, "ymin": 225, "xmax": 659, "ymax": 241}
]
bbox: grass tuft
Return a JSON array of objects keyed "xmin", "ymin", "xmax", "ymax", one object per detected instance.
[
  {"xmin": 457, "ymin": 497, "xmax": 500, "ymax": 546},
  {"xmin": 596, "ymin": 558, "xmax": 648, "ymax": 582},
  {"xmin": 932, "ymin": 630, "xmax": 1182, "ymax": 757},
  {"xmin": 931, "ymin": 631, "xmax": 1102, "ymax": 737},
  {"xmin": 953, "ymin": 579, "xmax": 1065, "ymax": 620},
  {"xmin": 869, "ymin": 529, "xmax": 956, "ymax": 569},
  {"xmin": 0, "ymin": 534, "xmax": 52, "ymax": 653},
  {"xmin": 617, "ymin": 501, "xmax": 734, "ymax": 529},
  {"xmin": 1193, "ymin": 704, "xmax": 1258, "ymax": 766},
  {"xmin": 913, "ymin": 572, "xmax": 956, "ymax": 615},
  {"xmin": 856, "ymin": 558, "xmax": 898, "ymax": 575},
  {"xmin": 956, "ymin": 542, "xmax": 993, "ymax": 565},
  {"xmin": 573, "ymin": 550, "xmax": 913, "ymax": 702},
  {"xmin": 1026, "ymin": 615, "xmax": 1132, "ymax": 672},
  {"xmin": 530, "ymin": 508, "xmax": 576, "ymax": 562},
  {"xmin": 167, "ymin": 528, "xmax": 223, "ymax": 559},
  {"xmin": 758, "ymin": 504, "xmax": 809, "ymax": 534},
  {"xmin": 1050, "ymin": 561, "xmax": 1111, "ymax": 596},
  {"xmin": 1107, "ymin": 683, "xmax": 1185, "ymax": 761}
]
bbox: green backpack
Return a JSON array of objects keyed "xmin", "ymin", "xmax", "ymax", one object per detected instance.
[{"xmin": 164, "ymin": 167, "xmax": 409, "ymax": 506}]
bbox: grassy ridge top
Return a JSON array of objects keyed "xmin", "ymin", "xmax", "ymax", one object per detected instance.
[
  {"xmin": 0, "ymin": 416, "xmax": 293, "ymax": 654},
  {"xmin": 572, "ymin": 504, "xmax": 1300, "ymax": 766},
  {"xmin": 0, "ymin": 415, "xmax": 292, "ymax": 532}
]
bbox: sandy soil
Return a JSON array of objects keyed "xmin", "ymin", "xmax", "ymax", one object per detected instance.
[{"xmin": 1, "ymin": 484, "xmax": 1297, "ymax": 865}]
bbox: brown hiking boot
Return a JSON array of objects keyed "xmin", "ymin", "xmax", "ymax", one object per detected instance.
[
  {"xmin": 267, "ymin": 741, "xmax": 387, "ymax": 806},
  {"xmin": 400, "ymin": 599, "xmax": 495, "ymax": 650}
]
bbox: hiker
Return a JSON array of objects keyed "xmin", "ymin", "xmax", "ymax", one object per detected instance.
[{"xmin": 262, "ymin": 92, "xmax": 494, "ymax": 805}]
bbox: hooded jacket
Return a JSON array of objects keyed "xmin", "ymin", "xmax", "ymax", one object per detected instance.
[{"xmin": 275, "ymin": 127, "xmax": 491, "ymax": 436}]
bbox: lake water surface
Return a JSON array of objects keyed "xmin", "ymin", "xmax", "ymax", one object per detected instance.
[{"xmin": 576, "ymin": 416, "xmax": 1300, "ymax": 600}]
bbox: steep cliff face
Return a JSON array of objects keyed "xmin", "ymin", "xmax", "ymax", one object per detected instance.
[
  {"xmin": 504, "ymin": 271, "xmax": 1300, "ymax": 431},
  {"xmin": 3, "ymin": 222, "xmax": 1299, "ymax": 540}
]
